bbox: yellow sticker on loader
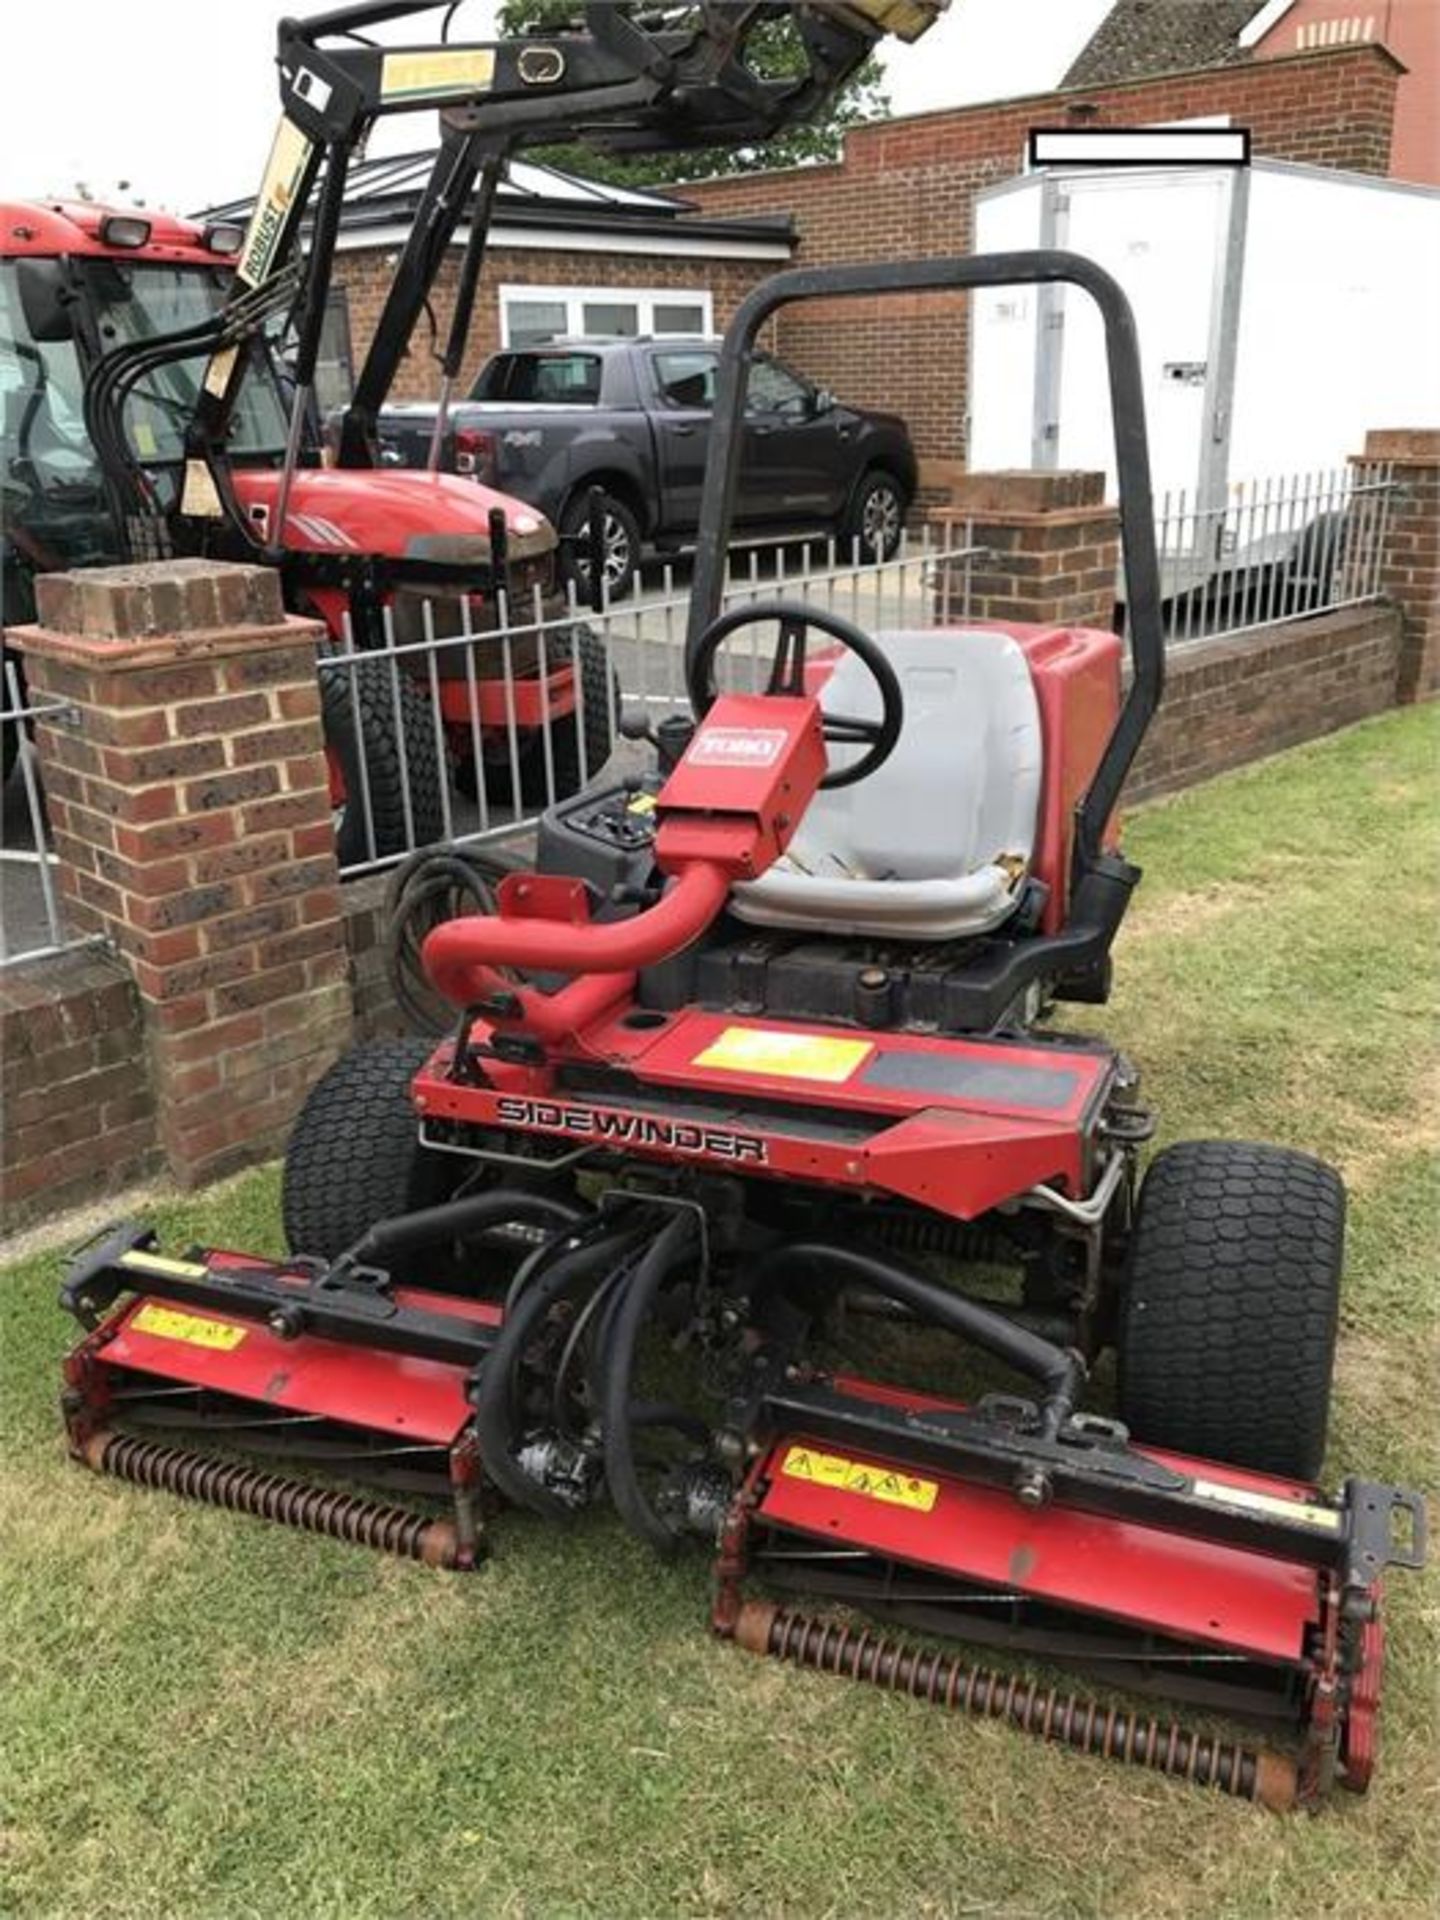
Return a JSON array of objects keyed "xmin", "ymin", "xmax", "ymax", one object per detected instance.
[
  {"xmin": 781, "ymin": 1445, "xmax": 938, "ymax": 1512},
  {"xmin": 129, "ymin": 1303, "xmax": 248, "ymax": 1352},
  {"xmin": 381, "ymin": 48, "xmax": 495, "ymax": 101},
  {"xmin": 693, "ymin": 1026, "xmax": 874, "ymax": 1084}
]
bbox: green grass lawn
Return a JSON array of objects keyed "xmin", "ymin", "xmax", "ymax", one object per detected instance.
[{"xmin": 3, "ymin": 706, "xmax": 1437, "ymax": 1919}]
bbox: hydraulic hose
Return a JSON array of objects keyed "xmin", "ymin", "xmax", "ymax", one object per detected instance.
[
  {"xmin": 748, "ymin": 1242, "xmax": 1086, "ymax": 1437},
  {"xmin": 474, "ymin": 1226, "xmax": 644, "ymax": 1520},
  {"xmin": 600, "ymin": 1212, "xmax": 701, "ymax": 1555},
  {"xmin": 340, "ymin": 1186, "xmax": 588, "ymax": 1272}
]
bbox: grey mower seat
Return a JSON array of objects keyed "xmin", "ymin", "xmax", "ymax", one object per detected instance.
[{"xmin": 730, "ymin": 627, "xmax": 1043, "ymax": 941}]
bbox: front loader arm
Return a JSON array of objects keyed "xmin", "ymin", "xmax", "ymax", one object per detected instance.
[{"xmin": 166, "ymin": 0, "xmax": 946, "ymax": 539}]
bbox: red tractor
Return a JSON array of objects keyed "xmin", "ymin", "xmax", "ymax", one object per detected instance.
[
  {"xmin": 4, "ymin": 1, "xmax": 943, "ymax": 852},
  {"xmin": 58, "ymin": 248, "xmax": 1424, "ymax": 1808}
]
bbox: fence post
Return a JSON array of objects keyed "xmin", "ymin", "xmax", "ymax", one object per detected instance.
[
  {"xmin": 1352, "ymin": 429, "xmax": 1440, "ymax": 703},
  {"xmin": 10, "ymin": 558, "xmax": 352, "ymax": 1188},
  {"xmin": 929, "ymin": 472, "xmax": 1119, "ymax": 629}
]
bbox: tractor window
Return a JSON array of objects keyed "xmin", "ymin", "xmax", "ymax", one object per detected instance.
[
  {"xmin": 81, "ymin": 261, "xmax": 288, "ymax": 461},
  {"xmin": 0, "ymin": 261, "xmax": 97, "ymax": 495}
]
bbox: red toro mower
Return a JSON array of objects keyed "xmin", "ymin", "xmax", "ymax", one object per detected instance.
[{"xmin": 59, "ymin": 251, "xmax": 1424, "ymax": 1811}]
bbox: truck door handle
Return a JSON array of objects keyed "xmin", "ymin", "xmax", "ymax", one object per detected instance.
[
  {"xmin": 667, "ymin": 423, "xmax": 697, "ymax": 437},
  {"xmin": 751, "ymin": 423, "xmax": 774, "ymax": 437}
]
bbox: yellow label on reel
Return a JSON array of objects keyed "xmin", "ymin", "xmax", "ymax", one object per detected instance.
[
  {"xmin": 129, "ymin": 1302, "xmax": 248, "ymax": 1352},
  {"xmin": 780, "ymin": 1445, "xmax": 938, "ymax": 1513}
]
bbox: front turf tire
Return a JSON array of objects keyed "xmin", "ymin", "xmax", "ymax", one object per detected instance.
[
  {"xmin": 1116, "ymin": 1140, "xmax": 1344, "ymax": 1481},
  {"xmin": 282, "ymin": 1040, "xmax": 455, "ymax": 1265}
]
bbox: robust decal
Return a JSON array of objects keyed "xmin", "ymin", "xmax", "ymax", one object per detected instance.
[
  {"xmin": 237, "ymin": 115, "xmax": 313, "ymax": 288},
  {"xmin": 380, "ymin": 47, "xmax": 495, "ymax": 102},
  {"xmin": 495, "ymin": 1096, "xmax": 767, "ymax": 1165}
]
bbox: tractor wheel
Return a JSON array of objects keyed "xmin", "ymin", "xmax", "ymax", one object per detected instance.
[
  {"xmin": 1116, "ymin": 1140, "xmax": 1344, "ymax": 1481},
  {"xmin": 282, "ymin": 1039, "xmax": 455, "ymax": 1265},
  {"xmin": 841, "ymin": 468, "xmax": 908, "ymax": 565},
  {"xmin": 483, "ymin": 623, "xmax": 621, "ymax": 809},
  {"xmin": 321, "ymin": 657, "xmax": 445, "ymax": 867}
]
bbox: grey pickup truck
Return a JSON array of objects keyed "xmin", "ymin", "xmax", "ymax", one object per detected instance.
[{"xmin": 375, "ymin": 337, "xmax": 917, "ymax": 600}]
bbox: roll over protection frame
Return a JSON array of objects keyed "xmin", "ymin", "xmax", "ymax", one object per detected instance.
[{"xmin": 685, "ymin": 251, "xmax": 1166, "ymax": 886}]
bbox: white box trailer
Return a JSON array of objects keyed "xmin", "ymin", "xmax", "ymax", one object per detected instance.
[{"xmin": 970, "ymin": 159, "xmax": 1440, "ymax": 604}]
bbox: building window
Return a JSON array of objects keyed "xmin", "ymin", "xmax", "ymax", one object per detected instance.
[{"xmin": 499, "ymin": 284, "xmax": 712, "ymax": 347}]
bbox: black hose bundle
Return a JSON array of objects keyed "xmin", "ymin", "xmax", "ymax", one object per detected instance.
[{"xmin": 382, "ymin": 840, "xmax": 528, "ymax": 1033}]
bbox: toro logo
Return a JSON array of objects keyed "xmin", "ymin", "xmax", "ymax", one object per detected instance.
[
  {"xmin": 495, "ymin": 1096, "xmax": 767, "ymax": 1166},
  {"xmin": 687, "ymin": 728, "xmax": 787, "ymax": 769}
]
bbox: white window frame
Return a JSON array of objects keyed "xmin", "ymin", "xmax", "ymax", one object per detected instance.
[{"xmin": 498, "ymin": 283, "xmax": 714, "ymax": 347}]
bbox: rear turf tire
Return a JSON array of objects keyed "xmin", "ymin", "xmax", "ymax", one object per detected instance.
[
  {"xmin": 282, "ymin": 1040, "xmax": 454, "ymax": 1264},
  {"xmin": 321, "ymin": 657, "xmax": 445, "ymax": 867},
  {"xmin": 1117, "ymin": 1140, "xmax": 1344, "ymax": 1481}
]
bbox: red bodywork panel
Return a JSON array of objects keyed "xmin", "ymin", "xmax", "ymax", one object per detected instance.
[
  {"xmin": 229, "ymin": 468, "xmax": 550, "ymax": 562},
  {"xmin": 755, "ymin": 1377, "xmax": 1324, "ymax": 1665},
  {"xmin": 412, "ymin": 1014, "xmax": 1108, "ymax": 1219},
  {"xmin": 995, "ymin": 623, "xmax": 1123, "ymax": 932},
  {"xmin": 95, "ymin": 1270, "xmax": 490, "ymax": 1448},
  {"xmin": 2, "ymin": 199, "xmax": 224, "ymax": 265}
]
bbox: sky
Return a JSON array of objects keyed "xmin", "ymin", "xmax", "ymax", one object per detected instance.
[{"xmin": 0, "ymin": 0, "xmax": 1114, "ymax": 214}]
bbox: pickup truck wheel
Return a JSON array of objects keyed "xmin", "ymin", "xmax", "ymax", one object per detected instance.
[
  {"xmin": 843, "ymin": 469, "xmax": 908, "ymax": 564},
  {"xmin": 320, "ymin": 657, "xmax": 446, "ymax": 867},
  {"xmin": 560, "ymin": 489, "xmax": 640, "ymax": 603},
  {"xmin": 483, "ymin": 624, "xmax": 620, "ymax": 808}
]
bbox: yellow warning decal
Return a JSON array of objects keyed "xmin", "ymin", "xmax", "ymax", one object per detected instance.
[
  {"xmin": 693, "ymin": 1026, "xmax": 874, "ymax": 1084},
  {"xmin": 129, "ymin": 1302, "xmax": 248, "ymax": 1352},
  {"xmin": 781, "ymin": 1445, "xmax": 938, "ymax": 1513},
  {"xmin": 1191, "ymin": 1477, "xmax": 1342, "ymax": 1533},
  {"xmin": 626, "ymin": 793, "xmax": 657, "ymax": 815},
  {"xmin": 118, "ymin": 1250, "xmax": 210, "ymax": 1282},
  {"xmin": 381, "ymin": 48, "xmax": 495, "ymax": 101}
]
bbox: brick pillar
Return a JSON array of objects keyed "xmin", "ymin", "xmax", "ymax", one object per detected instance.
[
  {"xmin": 931, "ymin": 471, "xmax": 1119, "ymax": 629},
  {"xmin": 11, "ymin": 558, "xmax": 352, "ymax": 1187},
  {"xmin": 1353, "ymin": 429, "xmax": 1440, "ymax": 703}
]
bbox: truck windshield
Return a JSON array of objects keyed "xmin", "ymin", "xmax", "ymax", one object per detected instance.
[{"xmin": 81, "ymin": 260, "xmax": 289, "ymax": 462}]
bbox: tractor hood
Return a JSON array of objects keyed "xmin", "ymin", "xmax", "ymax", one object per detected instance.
[{"xmin": 229, "ymin": 467, "xmax": 556, "ymax": 565}]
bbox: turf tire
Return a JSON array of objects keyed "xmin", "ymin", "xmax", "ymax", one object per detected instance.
[
  {"xmin": 1117, "ymin": 1140, "xmax": 1344, "ymax": 1481},
  {"xmin": 321, "ymin": 657, "xmax": 445, "ymax": 866},
  {"xmin": 282, "ymin": 1039, "xmax": 455, "ymax": 1264}
]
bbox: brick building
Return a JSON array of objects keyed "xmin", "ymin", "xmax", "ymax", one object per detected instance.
[{"xmin": 207, "ymin": 155, "xmax": 797, "ymax": 411}]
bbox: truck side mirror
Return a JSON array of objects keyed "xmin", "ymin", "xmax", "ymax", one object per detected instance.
[
  {"xmin": 15, "ymin": 259, "xmax": 75, "ymax": 344},
  {"xmin": 811, "ymin": 387, "xmax": 836, "ymax": 417}
]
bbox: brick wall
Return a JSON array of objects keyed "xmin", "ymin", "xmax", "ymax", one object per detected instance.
[
  {"xmin": 342, "ymin": 245, "xmax": 772, "ymax": 405},
  {"xmin": 2, "ymin": 948, "xmax": 159, "ymax": 1228},
  {"xmin": 677, "ymin": 45, "xmax": 1400, "ymax": 469},
  {"xmin": 1127, "ymin": 603, "xmax": 1404, "ymax": 801}
]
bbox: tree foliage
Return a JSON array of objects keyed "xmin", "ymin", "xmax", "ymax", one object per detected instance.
[{"xmin": 496, "ymin": 2, "xmax": 889, "ymax": 184}]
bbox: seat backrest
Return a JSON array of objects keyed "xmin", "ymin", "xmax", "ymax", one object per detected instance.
[{"xmin": 790, "ymin": 628, "xmax": 1043, "ymax": 881}]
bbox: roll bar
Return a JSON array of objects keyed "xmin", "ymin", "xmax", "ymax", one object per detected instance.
[{"xmin": 685, "ymin": 251, "xmax": 1166, "ymax": 879}]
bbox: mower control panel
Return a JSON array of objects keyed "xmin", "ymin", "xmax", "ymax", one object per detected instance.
[{"xmin": 536, "ymin": 780, "xmax": 660, "ymax": 912}]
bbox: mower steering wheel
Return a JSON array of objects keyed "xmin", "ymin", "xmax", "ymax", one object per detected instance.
[{"xmin": 685, "ymin": 601, "xmax": 903, "ymax": 791}]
